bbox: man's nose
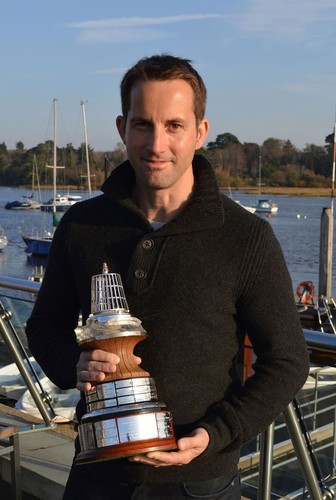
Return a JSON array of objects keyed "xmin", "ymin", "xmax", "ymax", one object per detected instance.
[{"xmin": 148, "ymin": 126, "xmax": 167, "ymax": 152}]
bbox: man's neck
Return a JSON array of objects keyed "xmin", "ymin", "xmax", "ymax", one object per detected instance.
[{"xmin": 132, "ymin": 181, "xmax": 194, "ymax": 223}]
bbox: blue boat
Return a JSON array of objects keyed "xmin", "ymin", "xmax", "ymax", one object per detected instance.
[{"xmin": 22, "ymin": 232, "xmax": 52, "ymax": 256}]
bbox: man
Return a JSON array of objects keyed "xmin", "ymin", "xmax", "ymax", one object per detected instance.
[{"xmin": 26, "ymin": 54, "xmax": 309, "ymax": 499}]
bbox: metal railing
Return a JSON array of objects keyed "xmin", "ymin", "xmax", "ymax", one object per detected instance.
[
  {"xmin": 239, "ymin": 330, "xmax": 336, "ymax": 499},
  {"xmin": 0, "ymin": 276, "xmax": 335, "ymax": 499}
]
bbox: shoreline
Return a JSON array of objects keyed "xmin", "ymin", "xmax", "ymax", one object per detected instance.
[
  {"xmin": 9, "ymin": 184, "xmax": 335, "ymax": 198},
  {"xmin": 221, "ymin": 186, "xmax": 333, "ymax": 197}
]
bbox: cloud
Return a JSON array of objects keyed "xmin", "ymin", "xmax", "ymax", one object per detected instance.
[
  {"xmin": 66, "ymin": 13, "xmax": 223, "ymax": 45},
  {"xmin": 67, "ymin": 14, "xmax": 222, "ymax": 29},
  {"xmin": 238, "ymin": 0, "xmax": 336, "ymax": 40},
  {"xmin": 76, "ymin": 28, "xmax": 170, "ymax": 45}
]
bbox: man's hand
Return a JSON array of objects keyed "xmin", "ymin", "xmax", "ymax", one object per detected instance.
[
  {"xmin": 76, "ymin": 349, "xmax": 142, "ymax": 391},
  {"xmin": 129, "ymin": 427, "xmax": 209, "ymax": 467}
]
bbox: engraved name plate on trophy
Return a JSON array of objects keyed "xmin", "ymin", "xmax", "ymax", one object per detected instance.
[{"xmin": 75, "ymin": 263, "xmax": 177, "ymax": 464}]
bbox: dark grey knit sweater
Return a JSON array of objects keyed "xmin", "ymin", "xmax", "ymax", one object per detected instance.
[{"xmin": 26, "ymin": 155, "xmax": 309, "ymax": 484}]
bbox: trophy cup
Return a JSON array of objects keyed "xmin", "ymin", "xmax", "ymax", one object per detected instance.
[{"xmin": 75, "ymin": 263, "xmax": 177, "ymax": 464}]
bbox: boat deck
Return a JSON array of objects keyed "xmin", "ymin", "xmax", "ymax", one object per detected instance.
[{"xmin": 0, "ymin": 403, "xmax": 76, "ymax": 500}]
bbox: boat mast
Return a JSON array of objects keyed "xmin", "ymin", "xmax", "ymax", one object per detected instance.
[
  {"xmin": 46, "ymin": 98, "xmax": 64, "ymax": 226},
  {"xmin": 52, "ymin": 98, "xmax": 57, "ymax": 214},
  {"xmin": 81, "ymin": 100, "xmax": 92, "ymax": 198},
  {"xmin": 331, "ymin": 112, "xmax": 336, "ymax": 213},
  {"xmin": 258, "ymin": 154, "xmax": 262, "ymax": 198},
  {"xmin": 33, "ymin": 155, "xmax": 42, "ymax": 203}
]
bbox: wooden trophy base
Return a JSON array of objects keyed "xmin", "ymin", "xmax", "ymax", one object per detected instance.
[{"xmin": 76, "ymin": 436, "xmax": 177, "ymax": 464}]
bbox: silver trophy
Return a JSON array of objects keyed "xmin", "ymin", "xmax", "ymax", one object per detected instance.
[{"xmin": 75, "ymin": 263, "xmax": 176, "ymax": 464}]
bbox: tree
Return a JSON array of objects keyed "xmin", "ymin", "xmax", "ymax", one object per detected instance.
[
  {"xmin": 15, "ymin": 141, "xmax": 25, "ymax": 152},
  {"xmin": 207, "ymin": 133, "xmax": 240, "ymax": 150},
  {"xmin": 243, "ymin": 142, "xmax": 260, "ymax": 181},
  {"xmin": 0, "ymin": 142, "xmax": 8, "ymax": 155},
  {"xmin": 282, "ymin": 140, "xmax": 298, "ymax": 165},
  {"xmin": 261, "ymin": 138, "xmax": 283, "ymax": 167},
  {"xmin": 300, "ymin": 144, "xmax": 328, "ymax": 177}
]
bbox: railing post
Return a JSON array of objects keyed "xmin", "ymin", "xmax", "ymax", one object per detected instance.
[
  {"xmin": 257, "ymin": 422, "xmax": 274, "ymax": 500},
  {"xmin": 0, "ymin": 308, "xmax": 55, "ymax": 425},
  {"xmin": 319, "ymin": 207, "xmax": 333, "ymax": 297},
  {"xmin": 283, "ymin": 402, "xmax": 325, "ymax": 499}
]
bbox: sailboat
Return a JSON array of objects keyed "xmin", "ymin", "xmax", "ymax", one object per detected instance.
[
  {"xmin": 254, "ymin": 155, "xmax": 278, "ymax": 214},
  {"xmin": 40, "ymin": 103, "xmax": 82, "ymax": 212},
  {"xmin": 5, "ymin": 155, "xmax": 42, "ymax": 210},
  {"xmin": 22, "ymin": 99, "xmax": 63, "ymax": 255},
  {"xmin": 227, "ymin": 186, "xmax": 256, "ymax": 213},
  {"xmin": 80, "ymin": 99, "xmax": 93, "ymax": 199}
]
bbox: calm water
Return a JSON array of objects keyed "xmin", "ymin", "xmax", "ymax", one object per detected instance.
[{"xmin": 0, "ymin": 186, "xmax": 336, "ymax": 296}]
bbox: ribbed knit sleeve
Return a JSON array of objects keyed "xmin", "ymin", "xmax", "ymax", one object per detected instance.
[
  {"xmin": 196, "ymin": 219, "xmax": 309, "ymax": 454},
  {"xmin": 26, "ymin": 214, "xmax": 81, "ymax": 390}
]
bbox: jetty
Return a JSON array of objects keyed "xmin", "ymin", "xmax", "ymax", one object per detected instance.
[{"xmin": 0, "ymin": 403, "xmax": 75, "ymax": 499}]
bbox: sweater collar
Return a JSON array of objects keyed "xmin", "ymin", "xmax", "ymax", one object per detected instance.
[{"xmin": 101, "ymin": 154, "xmax": 224, "ymax": 233}]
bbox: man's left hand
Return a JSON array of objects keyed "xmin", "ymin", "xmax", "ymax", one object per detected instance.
[{"xmin": 129, "ymin": 427, "xmax": 209, "ymax": 467}]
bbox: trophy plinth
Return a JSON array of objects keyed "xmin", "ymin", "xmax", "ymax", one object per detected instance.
[{"xmin": 75, "ymin": 265, "xmax": 177, "ymax": 464}]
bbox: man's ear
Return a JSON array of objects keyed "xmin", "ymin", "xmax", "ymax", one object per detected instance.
[
  {"xmin": 116, "ymin": 115, "xmax": 126, "ymax": 143},
  {"xmin": 195, "ymin": 119, "xmax": 209, "ymax": 149}
]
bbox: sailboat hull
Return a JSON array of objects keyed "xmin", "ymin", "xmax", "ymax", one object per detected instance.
[
  {"xmin": 40, "ymin": 196, "xmax": 81, "ymax": 212},
  {"xmin": 22, "ymin": 236, "xmax": 52, "ymax": 256},
  {"xmin": 5, "ymin": 200, "xmax": 41, "ymax": 210},
  {"xmin": 41, "ymin": 204, "xmax": 72, "ymax": 213}
]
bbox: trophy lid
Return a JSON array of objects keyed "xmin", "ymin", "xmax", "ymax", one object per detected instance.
[
  {"xmin": 77, "ymin": 263, "xmax": 145, "ymax": 344},
  {"xmin": 91, "ymin": 263, "xmax": 129, "ymax": 314}
]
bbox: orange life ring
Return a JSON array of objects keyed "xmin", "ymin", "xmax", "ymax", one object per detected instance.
[{"xmin": 296, "ymin": 281, "xmax": 315, "ymax": 304}]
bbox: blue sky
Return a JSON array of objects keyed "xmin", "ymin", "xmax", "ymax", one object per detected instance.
[{"xmin": 1, "ymin": 0, "xmax": 335, "ymax": 152}]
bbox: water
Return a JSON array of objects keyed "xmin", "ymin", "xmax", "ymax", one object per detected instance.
[
  {"xmin": 224, "ymin": 190, "xmax": 336, "ymax": 297},
  {"xmin": 0, "ymin": 186, "xmax": 336, "ymax": 296}
]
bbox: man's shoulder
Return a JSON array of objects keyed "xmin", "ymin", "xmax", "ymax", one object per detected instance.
[{"xmin": 60, "ymin": 194, "xmax": 109, "ymax": 222}]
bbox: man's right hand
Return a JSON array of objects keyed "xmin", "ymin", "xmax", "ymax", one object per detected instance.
[{"xmin": 76, "ymin": 349, "xmax": 121, "ymax": 391}]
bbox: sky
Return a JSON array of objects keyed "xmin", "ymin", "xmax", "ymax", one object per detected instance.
[{"xmin": 1, "ymin": 0, "xmax": 336, "ymax": 153}]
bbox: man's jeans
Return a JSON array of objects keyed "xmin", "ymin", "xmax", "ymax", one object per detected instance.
[{"xmin": 63, "ymin": 464, "xmax": 241, "ymax": 499}]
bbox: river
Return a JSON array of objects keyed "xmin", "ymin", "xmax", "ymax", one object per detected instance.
[{"xmin": 0, "ymin": 186, "xmax": 336, "ymax": 297}]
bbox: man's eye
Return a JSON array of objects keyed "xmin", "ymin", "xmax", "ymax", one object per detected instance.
[
  {"xmin": 133, "ymin": 121, "xmax": 150, "ymax": 129},
  {"xmin": 169, "ymin": 123, "xmax": 182, "ymax": 130}
]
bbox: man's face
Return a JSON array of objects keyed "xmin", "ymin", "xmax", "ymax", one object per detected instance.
[{"xmin": 116, "ymin": 79, "xmax": 209, "ymax": 192}]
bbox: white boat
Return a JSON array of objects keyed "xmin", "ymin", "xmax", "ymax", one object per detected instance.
[
  {"xmin": 40, "ymin": 194, "xmax": 81, "ymax": 213},
  {"xmin": 5, "ymin": 155, "xmax": 42, "ymax": 210},
  {"xmin": 227, "ymin": 186, "xmax": 256, "ymax": 214},
  {"xmin": 0, "ymin": 358, "xmax": 78, "ymax": 422},
  {"xmin": 254, "ymin": 156, "xmax": 278, "ymax": 214},
  {"xmin": 0, "ymin": 227, "xmax": 8, "ymax": 250},
  {"xmin": 235, "ymin": 200, "xmax": 256, "ymax": 214},
  {"xmin": 5, "ymin": 199, "xmax": 41, "ymax": 210},
  {"xmin": 254, "ymin": 199, "xmax": 278, "ymax": 214}
]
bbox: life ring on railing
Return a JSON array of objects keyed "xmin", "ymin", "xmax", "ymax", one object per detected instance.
[{"xmin": 296, "ymin": 281, "xmax": 315, "ymax": 304}]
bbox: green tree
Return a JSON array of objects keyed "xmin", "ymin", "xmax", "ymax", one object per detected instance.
[
  {"xmin": 243, "ymin": 142, "xmax": 260, "ymax": 181},
  {"xmin": 207, "ymin": 132, "xmax": 240, "ymax": 150},
  {"xmin": 261, "ymin": 138, "xmax": 283, "ymax": 167},
  {"xmin": 0, "ymin": 142, "xmax": 7, "ymax": 155}
]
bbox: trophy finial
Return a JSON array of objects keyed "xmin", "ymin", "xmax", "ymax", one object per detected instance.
[
  {"xmin": 102, "ymin": 262, "xmax": 109, "ymax": 274},
  {"xmin": 91, "ymin": 264, "xmax": 129, "ymax": 314}
]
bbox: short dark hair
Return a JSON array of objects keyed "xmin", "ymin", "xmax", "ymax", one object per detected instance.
[{"xmin": 120, "ymin": 54, "xmax": 207, "ymax": 124}]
